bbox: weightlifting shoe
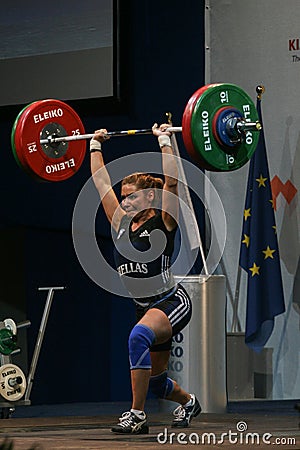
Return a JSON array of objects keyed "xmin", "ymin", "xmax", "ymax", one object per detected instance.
[
  {"xmin": 171, "ymin": 394, "xmax": 201, "ymax": 428},
  {"xmin": 111, "ymin": 410, "xmax": 149, "ymax": 434}
]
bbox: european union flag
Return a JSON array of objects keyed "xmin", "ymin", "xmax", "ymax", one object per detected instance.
[{"xmin": 239, "ymin": 94, "xmax": 285, "ymax": 352}]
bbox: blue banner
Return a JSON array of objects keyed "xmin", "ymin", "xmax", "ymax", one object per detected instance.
[{"xmin": 239, "ymin": 96, "xmax": 285, "ymax": 352}]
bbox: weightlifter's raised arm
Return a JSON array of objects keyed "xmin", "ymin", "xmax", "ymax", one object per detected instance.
[{"xmin": 90, "ymin": 129, "xmax": 125, "ymax": 231}]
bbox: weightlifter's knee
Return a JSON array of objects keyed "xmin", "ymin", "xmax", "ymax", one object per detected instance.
[{"xmin": 128, "ymin": 324, "xmax": 155, "ymax": 370}]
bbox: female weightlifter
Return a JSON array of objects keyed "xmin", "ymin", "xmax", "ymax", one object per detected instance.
[{"xmin": 90, "ymin": 124, "xmax": 201, "ymax": 434}]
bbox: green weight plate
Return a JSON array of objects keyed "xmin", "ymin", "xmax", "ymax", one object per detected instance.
[
  {"xmin": 11, "ymin": 102, "xmax": 35, "ymax": 171},
  {"xmin": 11, "ymin": 102, "xmax": 46, "ymax": 182},
  {"xmin": 0, "ymin": 328, "xmax": 17, "ymax": 355},
  {"xmin": 11, "ymin": 101, "xmax": 48, "ymax": 181},
  {"xmin": 12, "ymin": 101, "xmax": 57, "ymax": 182},
  {"xmin": 190, "ymin": 83, "xmax": 260, "ymax": 171}
]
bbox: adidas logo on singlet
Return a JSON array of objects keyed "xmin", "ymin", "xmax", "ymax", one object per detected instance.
[{"xmin": 139, "ymin": 230, "xmax": 150, "ymax": 238}]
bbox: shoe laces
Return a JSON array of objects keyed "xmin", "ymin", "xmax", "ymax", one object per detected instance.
[
  {"xmin": 173, "ymin": 405, "xmax": 187, "ymax": 420},
  {"xmin": 118, "ymin": 410, "xmax": 145, "ymax": 428},
  {"xmin": 118, "ymin": 411, "xmax": 134, "ymax": 427}
]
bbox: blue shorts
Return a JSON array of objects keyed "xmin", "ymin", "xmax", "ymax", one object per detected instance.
[{"xmin": 135, "ymin": 284, "xmax": 192, "ymax": 352}]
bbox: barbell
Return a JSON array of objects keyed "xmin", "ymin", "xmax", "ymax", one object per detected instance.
[{"xmin": 11, "ymin": 83, "xmax": 262, "ymax": 182}]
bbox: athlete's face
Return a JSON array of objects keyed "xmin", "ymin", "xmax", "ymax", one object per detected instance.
[{"xmin": 121, "ymin": 184, "xmax": 154, "ymax": 219}]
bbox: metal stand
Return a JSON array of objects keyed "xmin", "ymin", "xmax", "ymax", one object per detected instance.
[
  {"xmin": 0, "ymin": 286, "xmax": 65, "ymax": 417},
  {"xmin": 164, "ymin": 275, "xmax": 227, "ymax": 413},
  {"xmin": 24, "ymin": 286, "xmax": 65, "ymax": 401}
]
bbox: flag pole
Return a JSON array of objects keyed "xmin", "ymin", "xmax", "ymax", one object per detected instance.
[
  {"xmin": 231, "ymin": 85, "xmax": 266, "ymax": 333},
  {"xmin": 239, "ymin": 85, "xmax": 285, "ymax": 351}
]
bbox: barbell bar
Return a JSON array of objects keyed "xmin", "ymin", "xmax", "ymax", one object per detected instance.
[
  {"xmin": 39, "ymin": 127, "xmax": 182, "ymax": 144},
  {"xmin": 39, "ymin": 121, "xmax": 260, "ymax": 145},
  {"xmin": 11, "ymin": 83, "xmax": 262, "ymax": 182}
]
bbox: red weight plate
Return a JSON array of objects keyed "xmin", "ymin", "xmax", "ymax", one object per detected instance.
[
  {"xmin": 182, "ymin": 84, "xmax": 222, "ymax": 170},
  {"xmin": 182, "ymin": 86, "xmax": 208, "ymax": 163},
  {"xmin": 14, "ymin": 99, "xmax": 86, "ymax": 182}
]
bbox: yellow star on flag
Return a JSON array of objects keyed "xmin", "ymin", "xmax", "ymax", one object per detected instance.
[
  {"xmin": 263, "ymin": 245, "xmax": 276, "ymax": 259},
  {"xmin": 244, "ymin": 208, "xmax": 251, "ymax": 221},
  {"xmin": 242, "ymin": 234, "xmax": 250, "ymax": 248},
  {"xmin": 249, "ymin": 263, "xmax": 260, "ymax": 276},
  {"xmin": 256, "ymin": 174, "xmax": 268, "ymax": 187}
]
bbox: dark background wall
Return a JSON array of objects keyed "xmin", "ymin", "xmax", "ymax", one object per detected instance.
[{"xmin": 0, "ymin": 0, "xmax": 205, "ymax": 404}]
